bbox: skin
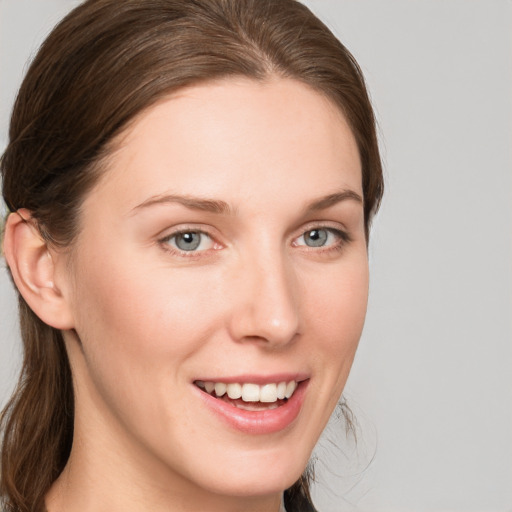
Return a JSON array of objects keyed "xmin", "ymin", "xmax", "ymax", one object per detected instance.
[{"xmin": 31, "ymin": 78, "xmax": 368, "ymax": 512}]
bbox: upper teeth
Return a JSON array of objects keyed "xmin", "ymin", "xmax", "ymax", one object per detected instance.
[{"xmin": 196, "ymin": 380, "xmax": 298, "ymax": 403}]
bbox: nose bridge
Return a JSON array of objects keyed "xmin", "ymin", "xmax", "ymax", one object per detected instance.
[{"xmin": 228, "ymin": 242, "xmax": 300, "ymax": 347}]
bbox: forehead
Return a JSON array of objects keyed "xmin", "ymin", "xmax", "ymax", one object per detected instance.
[{"xmin": 87, "ymin": 77, "xmax": 362, "ymax": 214}]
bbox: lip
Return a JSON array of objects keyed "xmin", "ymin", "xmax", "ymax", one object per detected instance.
[
  {"xmin": 194, "ymin": 373, "xmax": 309, "ymax": 385},
  {"xmin": 194, "ymin": 378, "xmax": 309, "ymax": 435}
]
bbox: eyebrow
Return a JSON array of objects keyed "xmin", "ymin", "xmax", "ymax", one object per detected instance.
[
  {"xmin": 132, "ymin": 194, "xmax": 232, "ymax": 215},
  {"xmin": 304, "ymin": 190, "xmax": 363, "ymax": 212},
  {"xmin": 131, "ymin": 189, "xmax": 362, "ymax": 216}
]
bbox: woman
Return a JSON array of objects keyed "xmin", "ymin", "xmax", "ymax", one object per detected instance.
[{"xmin": 0, "ymin": 0, "xmax": 383, "ymax": 511}]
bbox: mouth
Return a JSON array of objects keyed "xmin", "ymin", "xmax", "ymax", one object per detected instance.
[{"xmin": 194, "ymin": 380, "xmax": 298, "ymax": 411}]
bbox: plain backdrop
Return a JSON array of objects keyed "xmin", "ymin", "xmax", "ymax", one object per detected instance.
[{"xmin": 0, "ymin": 1, "xmax": 511, "ymax": 511}]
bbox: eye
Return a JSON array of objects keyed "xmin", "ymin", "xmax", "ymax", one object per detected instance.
[
  {"xmin": 162, "ymin": 231, "xmax": 214, "ymax": 253},
  {"xmin": 294, "ymin": 227, "xmax": 347, "ymax": 249}
]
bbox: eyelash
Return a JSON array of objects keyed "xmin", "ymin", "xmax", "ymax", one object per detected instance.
[{"xmin": 158, "ymin": 225, "xmax": 352, "ymax": 258}]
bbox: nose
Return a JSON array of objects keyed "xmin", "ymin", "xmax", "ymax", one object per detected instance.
[{"xmin": 226, "ymin": 250, "xmax": 300, "ymax": 348}]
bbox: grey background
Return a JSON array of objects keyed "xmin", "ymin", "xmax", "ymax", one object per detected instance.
[{"xmin": 1, "ymin": 1, "xmax": 511, "ymax": 511}]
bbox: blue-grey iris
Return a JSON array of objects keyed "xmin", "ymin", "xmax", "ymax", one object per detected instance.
[
  {"xmin": 175, "ymin": 232, "xmax": 201, "ymax": 251},
  {"xmin": 304, "ymin": 229, "xmax": 328, "ymax": 247}
]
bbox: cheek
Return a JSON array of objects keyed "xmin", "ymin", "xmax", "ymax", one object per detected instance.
[
  {"xmin": 68, "ymin": 252, "xmax": 222, "ymax": 447},
  {"xmin": 68, "ymin": 250, "xmax": 236, "ymax": 434},
  {"xmin": 303, "ymin": 254, "xmax": 369, "ymax": 397},
  {"xmin": 307, "ymin": 256, "xmax": 369, "ymax": 349},
  {"xmin": 69, "ymin": 263, "xmax": 165, "ymax": 416},
  {"xmin": 72, "ymin": 245, "xmax": 214, "ymax": 355}
]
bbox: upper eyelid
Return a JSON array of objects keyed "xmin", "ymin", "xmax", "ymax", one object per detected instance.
[
  {"xmin": 158, "ymin": 224, "xmax": 218, "ymax": 240},
  {"xmin": 161, "ymin": 229, "xmax": 212, "ymax": 241},
  {"xmin": 291, "ymin": 221, "xmax": 350, "ymax": 240},
  {"xmin": 297, "ymin": 219, "xmax": 349, "ymax": 230}
]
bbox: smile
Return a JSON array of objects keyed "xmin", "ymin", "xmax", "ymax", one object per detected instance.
[
  {"xmin": 194, "ymin": 377, "xmax": 308, "ymax": 433},
  {"xmin": 194, "ymin": 380, "xmax": 298, "ymax": 409}
]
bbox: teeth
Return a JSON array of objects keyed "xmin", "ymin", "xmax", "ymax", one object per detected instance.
[
  {"xmin": 214, "ymin": 382, "xmax": 227, "ymax": 397},
  {"xmin": 241, "ymin": 383, "xmax": 260, "ymax": 402},
  {"xmin": 196, "ymin": 380, "xmax": 298, "ymax": 403},
  {"xmin": 276, "ymin": 382, "xmax": 287, "ymax": 400},
  {"xmin": 285, "ymin": 381, "xmax": 297, "ymax": 399},
  {"xmin": 260, "ymin": 383, "xmax": 277, "ymax": 403},
  {"xmin": 234, "ymin": 401, "xmax": 279, "ymax": 411},
  {"xmin": 227, "ymin": 383, "xmax": 242, "ymax": 399}
]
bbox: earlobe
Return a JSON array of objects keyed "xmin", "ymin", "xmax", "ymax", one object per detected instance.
[{"xmin": 3, "ymin": 209, "xmax": 75, "ymax": 330}]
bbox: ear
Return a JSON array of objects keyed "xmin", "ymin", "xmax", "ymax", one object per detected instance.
[{"xmin": 3, "ymin": 209, "xmax": 75, "ymax": 330}]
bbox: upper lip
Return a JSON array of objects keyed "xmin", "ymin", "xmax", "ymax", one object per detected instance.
[{"xmin": 193, "ymin": 373, "xmax": 309, "ymax": 385}]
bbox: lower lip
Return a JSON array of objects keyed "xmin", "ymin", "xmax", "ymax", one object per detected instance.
[{"xmin": 196, "ymin": 381, "xmax": 309, "ymax": 435}]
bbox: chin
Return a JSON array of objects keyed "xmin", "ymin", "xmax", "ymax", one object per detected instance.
[
  {"xmin": 194, "ymin": 445, "xmax": 310, "ymax": 498},
  {"xmin": 197, "ymin": 465, "xmax": 305, "ymax": 499}
]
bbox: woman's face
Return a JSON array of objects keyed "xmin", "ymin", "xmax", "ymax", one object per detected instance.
[{"xmin": 60, "ymin": 78, "xmax": 368, "ymax": 500}]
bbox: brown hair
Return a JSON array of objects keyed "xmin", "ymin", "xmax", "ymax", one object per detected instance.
[{"xmin": 0, "ymin": 1, "xmax": 383, "ymax": 510}]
